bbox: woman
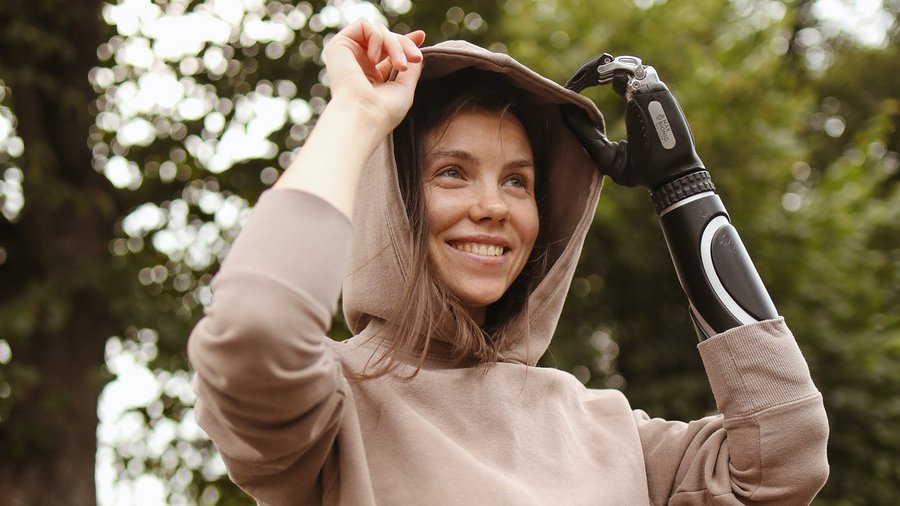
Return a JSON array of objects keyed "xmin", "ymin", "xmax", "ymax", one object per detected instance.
[{"xmin": 188, "ymin": 21, "xmax": 828, "ymax": 505}]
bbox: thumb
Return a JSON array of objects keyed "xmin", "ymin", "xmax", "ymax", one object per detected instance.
[
  {"xmin": 392, "ymin": 58, "xmax": 423, "ymax": 90},
  {"xmin": 561, "ymin": 104, "xmax": 631, "ymax": 184}
]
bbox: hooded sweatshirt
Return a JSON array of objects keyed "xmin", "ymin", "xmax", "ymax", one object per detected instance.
[{"xmin": 188, "ymin": 41, "xmax": 829, "ymax": 505}]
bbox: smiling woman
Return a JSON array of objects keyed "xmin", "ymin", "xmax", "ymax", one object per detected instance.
[
  {"xmin": 426, "ymin": 110, "xmax": 539, "ymax": 318},
  {"xmin": 187, "ymin": 20, "xmax": 828, "ymax": 506},
  {"xmin": 379, "ymin": 69, "xmax": 551, "ymax": 369},
  {"xmin": 424, "ymin": 111, "xmax": 539, "ymax": 317}
]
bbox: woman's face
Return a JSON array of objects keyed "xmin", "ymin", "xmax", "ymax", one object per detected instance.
[{"xmin": 423, "ymin": 110, "xmax": 539, "ymax": 325}]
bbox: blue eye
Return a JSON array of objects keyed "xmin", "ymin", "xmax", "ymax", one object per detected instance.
[
  {"xmin": 504, "ymin": 175, "xmax": 528, "ymax": 188},
  {"xmin": 440, "ymin": 167, "xmax": 462, "ymax": 178}
]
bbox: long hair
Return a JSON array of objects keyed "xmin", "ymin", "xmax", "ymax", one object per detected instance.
[{"xmin": 357, "ymin": 69, "xmax": 551, "ymax": 379}]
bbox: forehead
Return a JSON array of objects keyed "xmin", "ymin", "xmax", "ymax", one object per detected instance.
[{"xmin": 424, "ymin": 110, "xmax": 532, "ymax": 155}]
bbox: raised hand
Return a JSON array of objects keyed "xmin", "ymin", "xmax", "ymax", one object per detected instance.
[
  {"xmin": 324, "ymin": 20, "xmax": 426, "ymax": 136},
  {"xmin": 274, "ymin": 22, "xmax": 426, "ymax": 218}
]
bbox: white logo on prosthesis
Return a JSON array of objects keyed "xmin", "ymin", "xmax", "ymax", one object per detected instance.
[
  {"xmin": 648, "ymin": 100, "xmax": 676, "ymax": 149},
  {"xmin": 454, "ymin": 243, "xmax": 505, "ymax": 257}
]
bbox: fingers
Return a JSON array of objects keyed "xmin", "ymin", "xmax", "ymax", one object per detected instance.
[
  {"xmin": 361, "ymin": 20, "xmax": 389, "ymax": 66},
  {"xmin": 341, "ymin": 20, "xmax": 424, "ymax": 73},
  {"xmin": 324, "ymin": 19, "xmax": 426, "ymax": 116},
  {"xmin": 374, "ymin": 22, "xmax": 416, "ymax": 71},
  {"xmin": 347, "ymin": 20, "xmax": 400, "ymax": 70},
  {"xmin": 375, "ymin": 30, "xmax": 426, "ymax": 81},
  {"xmin": 392, "ymin": 54, "xmax": 423, "ymax": 90},
  {"xmin": 405, "ymin": 30, "xmax": 426, "ymax": 50}
]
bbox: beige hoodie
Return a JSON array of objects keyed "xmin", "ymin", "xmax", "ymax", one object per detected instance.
[{"xmin": 188, "ymin": 41, "xmax": 829, "ymax": 505}]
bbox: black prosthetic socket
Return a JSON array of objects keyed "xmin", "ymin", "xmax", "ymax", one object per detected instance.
[
  {"xmin": 564, "ymin": 54, "xmax": 778, "ymax": 339},
  {"xmin": 653, "ymin": 172, "xmax": 778, "ymax": 339}
]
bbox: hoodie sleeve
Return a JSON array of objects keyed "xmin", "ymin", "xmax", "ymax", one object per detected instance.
[
  {"xmin": 634, "ymin": 319, "xmax": 829, "ymax": 505},
  {"xmin": 187, "ymin": 189, "xmax": 353, "ymax": 491}
]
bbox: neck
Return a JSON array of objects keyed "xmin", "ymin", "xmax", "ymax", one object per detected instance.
[{"xmin": 467, "ymin": 305, "xmax": 486, "ymax": 326}]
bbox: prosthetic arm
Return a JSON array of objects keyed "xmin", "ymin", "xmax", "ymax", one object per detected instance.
[{"xmin": 562, "ymin": 54, "xmax": 778, "ymax": 340}]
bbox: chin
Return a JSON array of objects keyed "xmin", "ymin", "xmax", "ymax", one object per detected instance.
[{"xmin": 457, "ymin": 291, "xmax": 504, "ymax": 309}]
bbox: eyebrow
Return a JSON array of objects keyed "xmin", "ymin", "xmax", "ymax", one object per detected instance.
[
  {"xmin": 426, "ymin": 149, "xmax": 534, "ymax": 170},
  {"xmin": 426, "ymin": 149, "xmax": 477, "ymax": 165}
]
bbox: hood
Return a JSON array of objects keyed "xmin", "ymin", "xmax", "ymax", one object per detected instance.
[{"xmin": 342, "ymin": 40, "xmax": 605, "ymax": 366}]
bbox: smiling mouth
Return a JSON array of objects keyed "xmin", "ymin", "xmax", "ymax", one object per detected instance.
[{"xmin": 451, "ymin": 242, "xmax": 507, "ymax": 257}]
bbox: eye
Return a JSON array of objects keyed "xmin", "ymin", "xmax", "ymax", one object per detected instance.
[
  {"xmin": 429, "ymin": 165, "xmax": 467, "ymax": 189},
  {"xmin": 505, "ymin": 175, "xmax": 525, "ymax": 187},
  {"xmin": 438, "ymin": 166, "xmax": 463, "ymax": 179},
  {"xmin": 503, "ymin": 174, "xmax": 531, "ymax": 190}
]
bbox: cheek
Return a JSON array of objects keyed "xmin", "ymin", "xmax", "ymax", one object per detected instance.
[
  {"xmin": 424, "ymin": 190, "xmax": 461, "ymax": 235},
  {"xmin": 518, "ymin": 202, "xmax": 540, "ymax": 250},
  {"xmin": 424, "ymin": 198, "xmax": 444, "ymax": 236}
]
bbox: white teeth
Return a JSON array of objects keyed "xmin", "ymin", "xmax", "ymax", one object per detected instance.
[{"xmin": 454, "ymin": 243, "xmax": 504, "ymax": 257}]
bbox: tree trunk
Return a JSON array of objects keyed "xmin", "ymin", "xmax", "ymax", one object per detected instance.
[{"xmin": 0, "ymin": 1, "xmax": 115, "ymax": 504}]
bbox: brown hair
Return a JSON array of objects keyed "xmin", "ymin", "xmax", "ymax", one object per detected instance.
[{"xmin": 358, "ymin": 68, "xmax": 551, "ymax": 378}]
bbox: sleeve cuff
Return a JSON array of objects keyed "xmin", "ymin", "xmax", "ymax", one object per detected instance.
[{"xmin": 698, "ymin": 318, "xmax": 820, "ymax": 418}]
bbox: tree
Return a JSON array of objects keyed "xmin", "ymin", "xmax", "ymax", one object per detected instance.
[{"xmin": 0, "ymin": 0, "xmax": 118, "ymax": 503}]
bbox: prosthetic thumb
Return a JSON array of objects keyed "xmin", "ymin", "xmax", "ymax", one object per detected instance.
[{"xmin": 560, "ymin": 104, "xmax": 632, "ymax": 186}]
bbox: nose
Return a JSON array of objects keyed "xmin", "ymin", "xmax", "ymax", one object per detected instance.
[{"xmin": 470, "ymin": 184, "xmax": 509, "ymax": 223}]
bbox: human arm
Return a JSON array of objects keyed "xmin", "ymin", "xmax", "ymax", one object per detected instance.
[
  {"xmin": 274, "ymin": 20, "xmax": 425, "ymax": 218},
  {"xmin": 187, "ymin": 22, "xmax": 425, "ymax": 497},
  {"xmin": 634, "ymin": 319, "xmax": 828, "ymax": 504},
  {"xmin": 187, "ymin": 192, "xmax": 354, "ymax": 491}
]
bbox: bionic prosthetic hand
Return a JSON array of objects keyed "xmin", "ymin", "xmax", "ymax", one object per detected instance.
[{"xmin": 563, "ymin": 54, "xmax": 778, "ymax": 340}]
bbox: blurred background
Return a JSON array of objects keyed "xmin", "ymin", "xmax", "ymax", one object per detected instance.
[{"xmin": 0, "ymin": 0, "xmax": 897, "ymax": 504}]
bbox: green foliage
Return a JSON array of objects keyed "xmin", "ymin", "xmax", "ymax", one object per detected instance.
[{"xmin": 766, "ymin": 101, "xmax": 900, "ymax": 504}]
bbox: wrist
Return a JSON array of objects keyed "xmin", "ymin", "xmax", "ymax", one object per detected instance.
[
  {"xmin": 273, "ymin": 96, "xmax": 395, "ymax": 219},
  {"xmin": 301, "ymin": 98, "xmax": 389, "ymax": 168},
  {"xmin": 325, "ymin": 95, "xmax": 398, "ymax": 143}
]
